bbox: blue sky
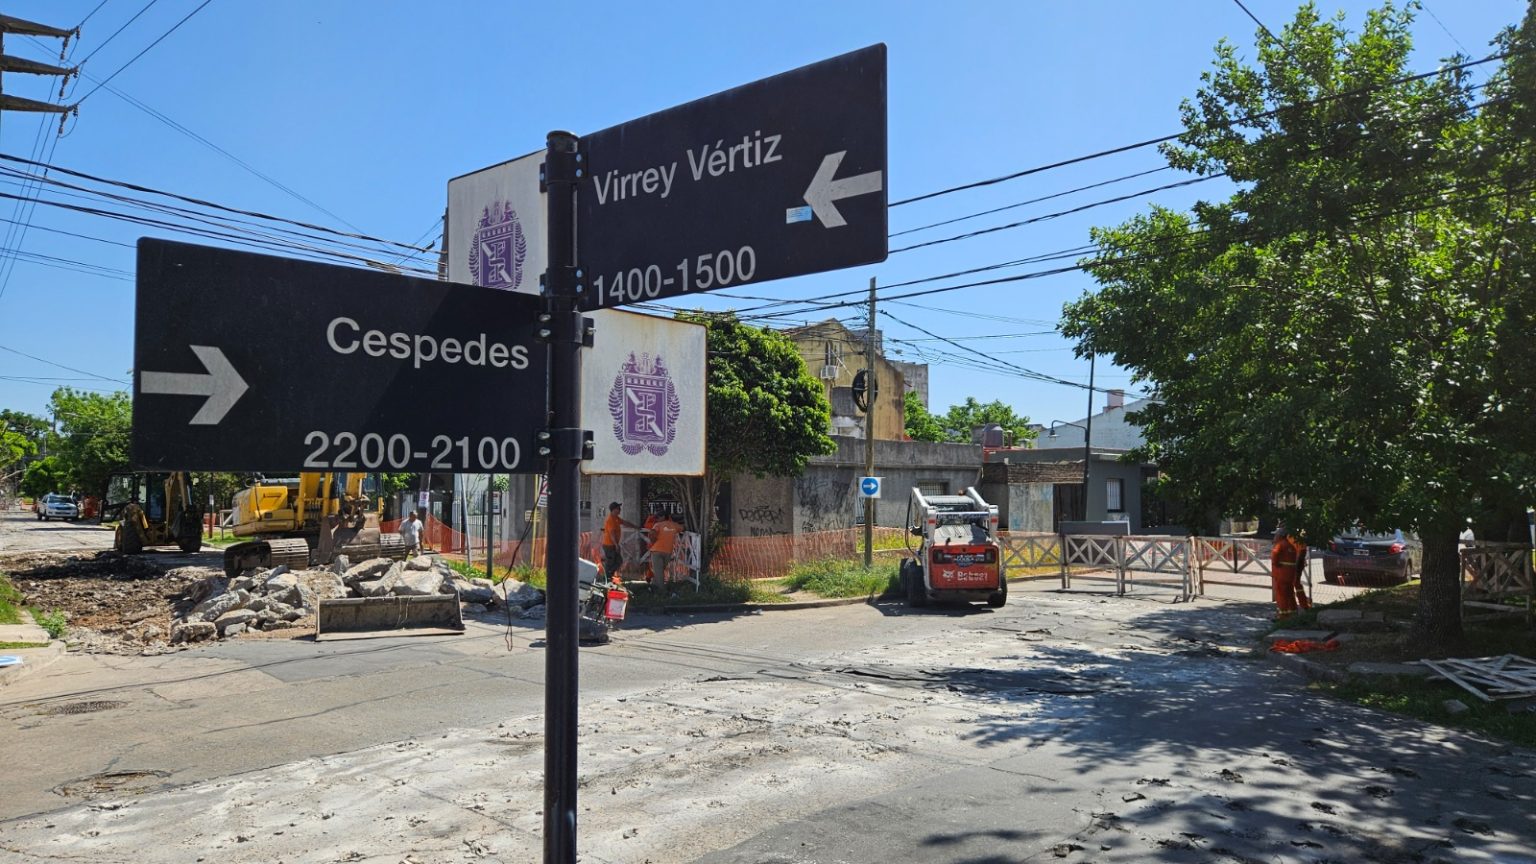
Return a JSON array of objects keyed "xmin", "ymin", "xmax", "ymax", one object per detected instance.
[{"xmin": 0, "ymin": 0, "xmax": 1523, "ymax": 432}]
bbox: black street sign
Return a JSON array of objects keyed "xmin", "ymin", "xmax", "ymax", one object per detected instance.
[
  {"xmin": 133, "ymin": 238, "xmax": 547, "ymax": 473},
  {"xmin": 577, "ymin": 44, "xmax": 886, "ymax": 310}
]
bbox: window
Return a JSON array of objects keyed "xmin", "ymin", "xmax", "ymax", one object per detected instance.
[{"xmin": 1105, "ymin": 478, "xmax": 1124, "ymax": 512}]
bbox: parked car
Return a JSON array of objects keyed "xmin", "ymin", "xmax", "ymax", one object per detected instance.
[
  {"xmin": 1322, "ymin": 529, "xmax": 1414, "ymax": 585},
  {"xmin": 38, "ymin": 493, "xmax": 80, "ymax": 522}
]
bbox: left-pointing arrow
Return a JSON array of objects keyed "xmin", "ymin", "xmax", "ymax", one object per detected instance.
[{"xmin": 140, "ymin": 345, "xmax": 248, "ymax": 425}]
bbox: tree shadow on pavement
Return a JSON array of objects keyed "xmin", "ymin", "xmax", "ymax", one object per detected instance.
[{"xmin": 934, "ymin": 599, "xmax": 1536, "ymax": 862}]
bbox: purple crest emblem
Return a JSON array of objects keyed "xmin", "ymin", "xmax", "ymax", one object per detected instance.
[
  {"xmin": 607, "ymin": 352, "xmax": 681, "ymax": 456},
  {"xmin": 468, "ymin": 200, "xmax": 527, "ymax": 291}
]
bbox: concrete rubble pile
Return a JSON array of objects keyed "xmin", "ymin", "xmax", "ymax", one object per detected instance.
[{"xmin": 168, "ymin": 555, "xmax": 547, "ymax": 644}]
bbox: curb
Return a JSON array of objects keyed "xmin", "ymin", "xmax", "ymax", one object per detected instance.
[
  {"xmin": 0, "ymin": 641, "xmax": 65, "ymax": 689},
  {"xmin": 1265, "ymin": 648, "xmax": 1348, "ymax": 683},
  {"xmin": 650, "ymin": 594, "xmax": 880, "ymax": 615},
  {"xmin": 646, "ymin": 572, "xmax": 1038, "ymax": 615}
]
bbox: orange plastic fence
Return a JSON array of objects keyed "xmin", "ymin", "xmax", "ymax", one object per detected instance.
[
  {"xmin": 383, "ymin": 513, "xmax": 599, "ymax": 574},
  {"xmin": 710, "ymin": 527, "xmax": 910, "ymax": 581},
  {"xmin": 1269, "ymin": 638, "xmax": 1340, "ymax": 654},
  {"xmin": 381, "ymin": 516, "xmax": 907, "ymax": 582}
]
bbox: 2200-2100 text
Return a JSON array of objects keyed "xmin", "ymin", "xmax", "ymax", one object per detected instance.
[
  {"xmin": 303, "ymin": 431, "xmax": 522, "ymax": 471},
  {"xmin": 592, "ymin": 246, "xmax": 757, "ymax": 306}
]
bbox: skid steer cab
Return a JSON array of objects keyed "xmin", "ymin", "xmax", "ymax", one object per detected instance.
[{"xmin": 901, "ymin": 486, "xmax": 1006, "ymax": 608}]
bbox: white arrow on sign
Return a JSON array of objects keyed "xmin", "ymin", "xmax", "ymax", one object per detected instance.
[
  {"xmin": 140, "ymin": 345, "xmax": 248, "ymax": 425},
  {"xmin": 803, "ymin": 151, "xmax": 883, "ymax": 228}
]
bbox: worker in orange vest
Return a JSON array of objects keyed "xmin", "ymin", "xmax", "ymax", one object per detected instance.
[
  {"xmin": 647, "ymin": 513, "xmax": 683, "ymax": 592},
  {"xmin": 1270, "ymin": 523, "xmax": 1311, "ymax": 618}
]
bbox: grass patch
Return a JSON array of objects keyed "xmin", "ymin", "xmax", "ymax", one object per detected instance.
[
  {"xmin": 0, "ymin": 572, "xmax": 24, "ymax": 625},
  {"xmin": 627, "ymin": 574, "xmax": 794, "ymax": 610},
  {"xmin": 443, "ymin": 558, "xmax": 547, "ymax": 590},
  {"xmin": 0, "ymin": 640, "xmax": 50, "ymax": 649},
  {"xmin": 1316, "ymin": 676, "xmax": 1536, "ymax": 750},
  {"xmin": 783, "ymin": 558, "xmax": 901, "ymax": 599}
]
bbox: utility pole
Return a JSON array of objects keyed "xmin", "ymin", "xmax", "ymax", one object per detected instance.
[
  {"xmin": 863, "ymin": 277, "xmax": 876, "ymax": 569},
  {"xmin": 1081, "ymin": 353, "xmax": 1095, "ymax": 521},
  {"xmin": 0, "ymin": 14, "xmax": 79, "ymax": 124}
]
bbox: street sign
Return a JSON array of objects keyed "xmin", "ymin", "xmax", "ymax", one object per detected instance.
[
  {"xmin": 132, "ymin": 238, "xmax": 547, "ymax": 473},
  {"xmin": 859, "ymin": 476, "xmax": 882, "ymax": 499},
  {"xmin": 577, "ymin": 44, "xmax": 887, "ymax": 310},
  {"xmin": 446, "ymin": 151, "xmax": 544, "ymax": 296}
]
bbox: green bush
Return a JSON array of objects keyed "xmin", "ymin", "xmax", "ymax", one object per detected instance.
[
  {"xmin": 783, "ymin": 558, "xmax": 901, "ymax": 599},
  {"xmin": 33, "ymin": 609, "xmax": 67, "ymax": 639}
]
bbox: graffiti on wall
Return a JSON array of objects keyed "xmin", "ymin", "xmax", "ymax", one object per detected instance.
[{"xmin": 795, "ymin": 473, "xmax": 855, "ymax": 533}]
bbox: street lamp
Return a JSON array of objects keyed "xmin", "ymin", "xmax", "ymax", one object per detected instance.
[{"xmin": 1049, "ymin": 420, "xmax": 1092, "ymax": 521}]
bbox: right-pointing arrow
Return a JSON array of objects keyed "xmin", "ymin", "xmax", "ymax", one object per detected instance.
[
  {"xmin": 803, "ymin": 151, "xmax": 884, "ymax": 228},
  {"xmin": 141, "ymin": 345, "xmax": 248, "ymax": 425}
]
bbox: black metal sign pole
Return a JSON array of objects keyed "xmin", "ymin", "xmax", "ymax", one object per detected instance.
[{"xmin": 542, "ymin": 130, "xmax": 584, "ymax": 864}]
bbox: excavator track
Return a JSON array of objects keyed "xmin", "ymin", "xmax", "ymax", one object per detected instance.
[
  {"xmin": 338, "ymin": 532, "xmax": 408, "ymax": 562},
  {"xmin": 267, "ymin": 538, "xmax": 314, "ymax": 571}
]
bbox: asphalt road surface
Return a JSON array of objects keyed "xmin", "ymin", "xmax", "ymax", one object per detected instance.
[
  {"xmin": 0, "ymin": 508, "xmax": 116, "ymax": 556},
  {"xmin": 2, "ymin": 579, "xmax": 1531, "ymax": 863}
]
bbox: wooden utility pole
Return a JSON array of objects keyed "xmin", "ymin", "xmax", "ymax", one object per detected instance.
[{"xmin": 0, "ymin": 14, "xmax": 78, "ymax": 122}]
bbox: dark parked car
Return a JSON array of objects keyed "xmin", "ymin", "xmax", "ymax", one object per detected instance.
[{"xmin": 1322, "ymin": 529, "xmax": 1414, "ymax": 586}]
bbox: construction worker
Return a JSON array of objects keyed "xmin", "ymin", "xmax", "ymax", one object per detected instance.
[
  {"xmin": 601, "ymin": 502, "xmax": 642, "ymax": 579},
  {"xmin": 1270, "ymin": 523, "xmax": 1312, "ymax": 618},
  {"xmin": 647, "ymin": 513, "xmax": 683, "ymax": 591}
]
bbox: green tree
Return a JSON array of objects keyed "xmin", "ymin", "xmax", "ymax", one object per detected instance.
[
  {"xmin": 903, "ymin": 391, "xmax": 946, "ymax": 442},
  {"xmin": 1, "ymin": 409, "xmax": 47, "ymax": 472},
  {"xmin": 938, "ymin": 397, "xmax": 1036, "ymax": 446},
  {"xmin": 20, "ymin": 456, "xmax": 65, "ymax": 499},
  {"xmin": 48, "ymin": 388, "xmax": 132, "ymax": 498},
  {"xmin": 1061, "ymin": 3, "xmax": 1534, "ymax": 649},
  {"xmin": 669, "ymin": 312, "xmax": 836, "ymax": 566}
]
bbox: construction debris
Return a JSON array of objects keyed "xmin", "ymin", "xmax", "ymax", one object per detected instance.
[{"xmin": 1420, "ymin": 654, "xmax": 1536, "ymax": 702}]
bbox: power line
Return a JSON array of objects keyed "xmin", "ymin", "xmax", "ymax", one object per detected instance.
[
  {"xmin": 74, "ymin": 0, "xmax": 160, "ymax": 67},
  {"xmin": 77, "ymin": 1, "xmax": 116, "ymax": 29},
  {"xmin": 74, "ymin": 0, "xmax": 214, "ymax": 106},
  {"xmin": 0, "ymin": 343, "xmax": 128, "ymax": 384},
  {"xmin": 889, "ymin": 173, "xmax": 1225, "ymax": 255},
  {"xmin": 888, "ymin": 166, "xmax": 1172, "ymax": 238},
  {"xmin": 0, "ymin": 151, "xmax": 429, "ymax": 255},
  {"xmin": 889, "ymin": 47, "xmax": 1519, "ymax": 209},
  {"xmin": 25, "ymin": 33, "xmax": 369, "ymax": 234}
]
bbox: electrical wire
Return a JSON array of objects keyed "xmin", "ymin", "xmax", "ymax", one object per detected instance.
[
  {"xmin": 888, "ymin": 166, "xmax": 1173, "ymax": 238},
  {"xmin": 0, "ymin": 343, "xmax": 128, "ymax": 385},
  {"xmin": 889, "ymin": 47, "xmax": 1520, "ymax": 208},
  {"xmin": 74, "ymin": 0, "xmax": 161, "ymax": 68},
  {"xmin": 0, "ymin": 151, "xmax": 430, "ymax": 255},
  {"xmin": 74, "ymin": 0, "xmax": 215, "ymax": 106}
]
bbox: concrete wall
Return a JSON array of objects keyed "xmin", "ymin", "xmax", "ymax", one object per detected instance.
[
  {"xmin": 1008, "ymin": 483, "xmax": 1054, "ymax": 532},
  {"xmin": 785, "ymin": 320, "xmax": 908, "ymax": 441},
  {"xmin": 725, "ymin": 436, "xmax": 982, "ymax": 535},
  {"xmin": 729, "ymin": 474, "xmax": 794, "ymax": 537},
  {"xmin": 1086, "ymin": 457, "xmax": 1145, "ymax": 532}
]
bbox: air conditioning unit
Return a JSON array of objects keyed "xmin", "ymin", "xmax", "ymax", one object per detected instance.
[{"xmin": 818, "ymin": 364, "xmax": 839, "ymax": 380}]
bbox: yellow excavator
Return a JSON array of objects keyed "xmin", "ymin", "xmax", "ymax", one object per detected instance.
[
  {"xmin": 222, "ymin": 472, "xmax": 409, "ymax": 577},
  {"xmin": 105, "ymin": 472, "xmax": 204, "ymax": 554}
]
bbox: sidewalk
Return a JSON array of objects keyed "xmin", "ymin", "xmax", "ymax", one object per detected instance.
[{"xmin": 0, "ymin": 621, "xmax": 63, "ymax": 688}]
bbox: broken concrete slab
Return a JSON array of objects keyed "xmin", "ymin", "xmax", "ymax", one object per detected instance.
[
  {"xmin": 170, "ymin": 621, "xmax": 216, "ymax": 644},
  {"xmin": 342, "ymin": 558, "xmax": 395, "ymax": 589},
  {"xmin": 405, "ymin": 556, "xmax": 435, "ymax": 571},
  {"xmin": 391, "ymin": 570, "xmax": 446, "ymax": 597},
  {"xmin": 214, "ymin": 609, "xmax": 260, "ymax": 636}
]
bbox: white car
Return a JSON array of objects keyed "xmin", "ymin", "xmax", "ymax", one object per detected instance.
[{"xmin": 38, "ymin": 493, "xmax": 79, "ymax": 522}]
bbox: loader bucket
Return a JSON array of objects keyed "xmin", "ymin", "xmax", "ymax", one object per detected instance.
[{"xmin": 313, "ymin": 594, "xmax": 465, "ymax": 641}]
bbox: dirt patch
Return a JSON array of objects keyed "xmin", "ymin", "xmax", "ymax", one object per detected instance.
[{"xmin": 0, "ymin": 550, "xmax": 215, "ymax": 655}]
